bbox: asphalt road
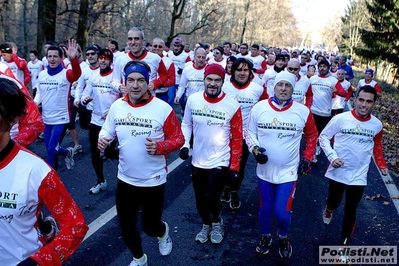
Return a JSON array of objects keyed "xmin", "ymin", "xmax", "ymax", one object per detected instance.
[{"xmin": 28, "ymin": 117, "xmax": 399, "ymax": 266}]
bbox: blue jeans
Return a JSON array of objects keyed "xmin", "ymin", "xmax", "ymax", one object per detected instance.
[
  {"xmin": 44, "ymin": 123, "xmax": 68, "ymax": 170},
  {"xmin": 258, "ymin": 178, "xmax": 296, "ymax": 237}
]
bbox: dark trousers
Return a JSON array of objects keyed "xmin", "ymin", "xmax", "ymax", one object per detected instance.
[
  {"xmin": 331, "ymin": 109, "xmax": 344, "ymax": 116},
  {"xmin": 89, "ymin": 124, "xmax": 104, "ymax": 182},
  {"xmin": 313, "ymin": 114, "xmax": 332, "ymax": 137},
  {"xmin": 116, "ymin": 179, "xmax": 166, "ymax": 258},
  {"xmin": 78, "ymin": 103, "xmax": 92, "ymax": 130},
  {"xmin": 192, "ymin": 166, "xmax": 228, "ymax": 225},
  {"xmin": 326, "ymin": 179, "xmax": 365, "ymax": 239},
  {"xmin": 225, "ymin": 141, "xmax": 249, "ymax": 191}
]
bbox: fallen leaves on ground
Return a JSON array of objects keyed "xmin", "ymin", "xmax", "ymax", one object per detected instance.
[{"xmin": 373, "ymin": 94, "xmax": 399, "ymax": 177}]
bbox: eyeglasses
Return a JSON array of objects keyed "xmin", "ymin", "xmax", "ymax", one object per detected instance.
[
  {"xmin": 153, "ymin": 45, "xmax": 163, "ymax": 48},
  {"xmin": 214, "ymin": 52, "xmax": 221, "ymax": 55},
  {"xmin": 288, "ymin": 67, "xmax": 299, "ymax": 71},
  {"xmin": 86, "ymin": 52, "xmax": 97, "ymax": 56}
]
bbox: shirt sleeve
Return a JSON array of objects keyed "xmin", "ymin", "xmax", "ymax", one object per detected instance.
[
  {"xmin": 14, "ymin": 86, "xmax": 44, "ymax": 147},
  {"xmin": 345, "ymin": 85, "xmax": 353, "ymax": 101},
  {"xmin": 229, "ymin": 108, "xmax": 243, "ymax": 172},
  {"xmin": 177, "ymin": 69, "xmax": 188, "ymax": 99},
  {"xmin": 373, "ymin": 129, "xmax": 387, "ymax": 170},
  {"xmin": 181, "ymin": 97, "xmax": 193, "ymax": 148},
  {"xmin": 319, "ymin": 116, "xmax": 340, "ymax": 163},
  {"xmin": 155, "ymin": 110, "xmax": 185, "ymax": 154},
  {"xmin": 152, "ymin": 60, "xmax": 170, "ymax": 89},
  {"xmin": 305, "ymin": 84, "xmax": 313, "ymax": 109},
  {"xmin": 244, "ymin": 106, "xmax": 260, "ymax": 152},
  {"xmin": 66, "ymin": 57, "xmax": 82, "ymax": 83},
  {"xmin": 335, "ymin": 81, "xmax": 348, "ymax": 98},
  {"xmin": 162, "ymin": 62, "xmax": 176, "ymax": 88},
  {"xmin": 302, "ymin": 110, "xmax": 318, "ymax": 161},
  {"xmin": 99, "ymin": 101, "xmax": 117, "ymax": 141},
  {"xmin": 111, "ymin": 59, "xmax": 123, "ymax": 90},
  {"xmin": 31, "ymin": 169, "xmax": 88, "ymax": 266}
]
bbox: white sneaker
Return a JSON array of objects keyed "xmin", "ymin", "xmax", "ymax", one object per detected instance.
[
  {"xmin": 73, "ymin": 144, "xmax": 83, "ymax": 154},
  {"xmin": 65, "ymin": 147, "xmax": 75, "ymax": 170},
  {"xmin": 312, "ymin": 154, "xmax": 318, "ymax": 164},
  {"xmin": 89, "ymin": 180, "xmax": 108, "ymax": 195},
  {"xmin": 158, "ymin": 221, "xmax": 172, "ymax": 256},
  {"xmin": 195, "ymin": 224, "xmax": 211, "ymax": 243},
  {"xmin": 322, "ymin": 205, "xmax": 333, "ymax": 225},
  {"xmin": 128, "ymin": 254, "xmax": 148, "ymax": 266},
  {"xmin": 210, "ymin": 218, "xmax": 224, "ymax": 244},
  {"xmin": 315, "ymin": 145, "xmax": 321, "ymax": 156}
]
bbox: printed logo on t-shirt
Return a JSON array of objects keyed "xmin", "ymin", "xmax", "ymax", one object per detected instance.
[
  {"xmin": 0, "ymin": 191, "xmax": 18, "ymax": 209},
  {"xmin": 191, "ymin": 105, "xmax": 226, "ymax": 120}
]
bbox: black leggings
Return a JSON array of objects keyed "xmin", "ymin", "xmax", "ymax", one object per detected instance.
[
  {"xmin": 192, "ymin": 166, "xmax": 228, "ymax": 225},
  {"xmin": 313, "ymin": 114, "xmax": 332, "ymax": 136},
  {"xmin": 89, "ymin": 124, "xmax": 104, "ymax": 182},
  {"xmin": 225, "ymin": 141, "xmax": 249, "ymax": 191},
  {"xmin": 116, "ymin": 179, "xmax": 166, "ymax": 258},
  {"xmin": 326, "ymin": 179, "xmax": 365, "ymax": 239}
]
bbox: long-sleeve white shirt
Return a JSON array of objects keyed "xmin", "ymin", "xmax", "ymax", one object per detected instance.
[
  {"xmin": 319, "ymin": 110, "xmax": 386, "ymax": 185},
  {"xmin": 245, "ymin": 98, "xmax": 318, "ymax": 184},
  {"xmin": 176, "ymin": 63, "xmax": 206, "ymax": 99},
  {"xmin": 81, "ymin": 70, "xmax": 120, "ymax": 126}
]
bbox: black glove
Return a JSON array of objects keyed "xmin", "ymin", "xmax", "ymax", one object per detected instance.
[
  {"xmin": 17, "ymin": 257, "xmax": 39, "ymax": 266},
  {"xmin": 298, "ymin": 158, "xmax": 312, "ymax": 176},
  {"xmin": 177, "ymin": 68, "xmax": 183, "ymax": 75},
  {"xmin": 228, "ymin": 170, "xmax": 240, "ymax": 182},
  {"xmin": 252, "ymin": 146, "xmax": 268, "ymax": 164},
  {"xmin": 179, "ymin": 147, "xmax": 189, "ymax": 160}
]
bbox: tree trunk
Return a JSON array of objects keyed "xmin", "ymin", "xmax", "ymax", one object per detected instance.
[
  {"xmin": 77, "ymin": 0, "xmax": 89, "ymax": 49},
  {"xmin": 0, "ymin": 1, "xmax": 11, "ymax": 42},
  {"xmin": 240, "ymin": 0, "xmax": 251, "ymax": 44},
  {"xmin": 37, "ymin": 0, "xmax": 56, "ymax": 56},
  {"xmin": 23, "ymin": 0, "xmax": 28, "ymax": 57}
]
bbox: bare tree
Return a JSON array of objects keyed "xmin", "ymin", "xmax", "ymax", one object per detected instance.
[
  {"xmin": 165, "ymin": 0, "xmax": 217, "ymax": 45},
  {"xmin": 37, "ymin": 0, "xmax": 56, "ymax": 55},
  {"xmin": 341, "ymin": 0, "xmax": 370, "ymax": 56}
]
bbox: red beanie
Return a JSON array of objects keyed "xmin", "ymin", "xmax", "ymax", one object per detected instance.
[{"xmin": 204, "ymin": 64, "xmax": 225, "ymax": 82}]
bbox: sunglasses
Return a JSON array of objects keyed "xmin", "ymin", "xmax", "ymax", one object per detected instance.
[
  {"xmin": 153, "ymin": 45, "xmax": 163, "ymax": 48},
  {"xmin": 288, "ymin": 67, "xmax": 299, "ymax": 71},
  {"xmin": 99, "ymin": 55, "xmax": 111, "ymax": 60},
  {"xmin": 86, "ymin": 52, "xmax": 97, "ymax": 56},
  {"xmin": 1, "ymin": 47, "xmax": 12, "ymax": 53}
]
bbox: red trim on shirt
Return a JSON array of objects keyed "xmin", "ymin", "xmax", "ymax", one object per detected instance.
[
  {"xmin": 268, "ymin": 98, "xmax": 294, "ymax": 112},
  {"xmin": 350, "ymin": 109, "xmax": 371, "ymax": 122},
  {"xmin": 193, "ymin": 63, "xmax": 206, "ymax": 71},
  {"xmin": 100, "ymin": 69, "xmax": 113, "ymax": 77},
  {"xmin": 203, "ymin": 91, "xmax": 226, "ymax": 103},
  {"xmin": 128, "ymin": 50, "xmax": 147, "ymax": 60},
  {"xmin": 123, "ymin": 93, "xmax": 155, "ymax": 108},
  {"xmin": 232, "ymin": 80, "xmax": 250, "ymax": 90}
]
